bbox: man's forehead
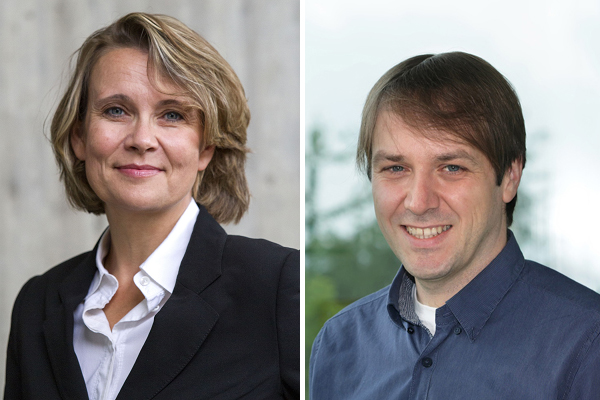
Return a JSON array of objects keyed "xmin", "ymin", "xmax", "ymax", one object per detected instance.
[{"xmin": 373, "ymin": 109, "xmax": 474, "ymax": 152}]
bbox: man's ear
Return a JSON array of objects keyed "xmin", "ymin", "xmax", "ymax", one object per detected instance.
[
  {"xmin": 70, "ymin": 123, "xmax": 86, "ymax": 161},
  {"xmin": 501, "ymin": 158, "xmax": 523, "ymax": 204}
]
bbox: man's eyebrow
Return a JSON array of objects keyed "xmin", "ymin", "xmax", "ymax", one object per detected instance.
[
  {"xmin": 372, "ymin": 149, "xmax": 480, "ymax": 166},
  {"xmin": 372, "ymin": 151, "xmax": 405, "ymax": 165},
  {"xmin": 436, "ymin": 150, "xmax": 479, "ymax": 165}
]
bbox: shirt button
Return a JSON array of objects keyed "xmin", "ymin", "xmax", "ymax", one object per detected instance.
[
  {"xmin": 454, "ymin": 327, "xmax": 462, "ymax": 335},
  {"xmin": 422, "ymin": 357, "xmax": 433, "ymax": 368},
  {"xmin": 152, "ymin": 306, "xmax": 160, "ymax": 312},
  {"xmin": 407, "ymin": 327, "xmax": 415, "ymax": 334},
  {"xmin": 140, "ymin": 276, "xmax": 150, "ymax": 286}
]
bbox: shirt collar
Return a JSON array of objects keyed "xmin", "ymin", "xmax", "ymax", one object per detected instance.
[
  {"xmin": 87, "ymin": 231, "xmax": 113, "ymax": 298},
  {"xmin": 91, "ymin": 199, "xmax": 199, "ymax": 296},
  {"xmin": 138, "ymin": 199, "xmax": 199, "ymax": 294},
  {"xmin": 388, "ymin": 230, "xmax": 525, "ymax": 341}
]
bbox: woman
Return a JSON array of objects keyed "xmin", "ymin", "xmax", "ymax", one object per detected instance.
[{"xmin": 5, "ymin": 12, "xmax": 299, "ymax": 400}]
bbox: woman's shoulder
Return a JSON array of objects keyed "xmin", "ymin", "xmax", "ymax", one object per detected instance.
[
  {"xmin": 6, "ymin": 252, "xmax": 94, "ymax": 341},
  {"xmin": 223, "ymin": 235, "xmax": 299, "ymax": 266},
  {"xmin": 16, "ymin": 251, "xmax": 95, "ymax": 302},
  {"xmin": 39, "ymin": 251, "xmax": 94, "ymax": 281},
  {"xmin": 194, "ymin": 205, "xmax": 298, "ymax": 267},
  {"xmin": 225, "ymin": 235, "xmax": 297, "ymax": 254},
  {"xmin": 215, "ymin": 236, "xmax": 299, "ymax": 288}
]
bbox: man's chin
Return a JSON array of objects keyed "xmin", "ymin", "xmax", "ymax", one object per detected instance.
[{"xmin": 402, "ymin": 259, "xmax": 453, "ymax": 282}]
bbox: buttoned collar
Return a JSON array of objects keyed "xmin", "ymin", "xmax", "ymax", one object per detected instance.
[
  {"xmin": 86, "ymin": 199, "xmax": 200, "ymax": 306},
  {"xmin": 388, "ymin": 230, "xmax": 525, "ymax": 341}
]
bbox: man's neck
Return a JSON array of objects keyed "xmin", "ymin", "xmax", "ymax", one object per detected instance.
[
  {"xmin": 414, "ymin": 275, "xmax": 477, "ymax": 308},
  {"xmin": 413, "ymin": 228, "xmax": 510, "ymax": 308}
]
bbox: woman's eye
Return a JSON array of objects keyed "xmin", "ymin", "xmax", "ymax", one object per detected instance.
[
  {"xmin": 105, "ymin": 107, "xmax": 125, "ymax": 117},
  {"xmin": 164, "ymin": 111, "xmax": 183, "ymax": 121}
]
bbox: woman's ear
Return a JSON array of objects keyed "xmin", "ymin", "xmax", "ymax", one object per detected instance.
[
  {"xmin": 198, "ymin": 145, "xmax": 216, "ymax": 172},
  {"xmin": 70, "ymin": 123, "xmax": 86, "ymax": 161},
  {"xmin": 501, "ymin": 158, "xmax": 523, "ymax": 204}
]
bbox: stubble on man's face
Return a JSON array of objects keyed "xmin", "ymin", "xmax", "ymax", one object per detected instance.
[{"xmin": 371, "ymin": 111, "xmax": 519, "ymax": 303}]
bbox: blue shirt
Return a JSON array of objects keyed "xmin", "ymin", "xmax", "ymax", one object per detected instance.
[{"xmin": 309, "ymin": 232, "xmax": 600, "ymax": 399}]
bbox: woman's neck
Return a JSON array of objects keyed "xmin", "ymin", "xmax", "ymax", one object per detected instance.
[{"xmin": 103, "ymin": 197, "xmax": 192, "ymax": 278}]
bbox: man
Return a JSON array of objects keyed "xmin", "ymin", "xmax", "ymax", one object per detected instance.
[{"xmin": 309, "ymin": 52, "xmax": 600, "ymax": 399}]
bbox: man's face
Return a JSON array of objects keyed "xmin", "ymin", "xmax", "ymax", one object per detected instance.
[{"xmin": 371, "ymin": 111, "xmax": 520, "ymax": 290}]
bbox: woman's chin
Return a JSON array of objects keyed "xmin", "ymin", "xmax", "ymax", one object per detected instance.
[{"xmin": 103, "ymin": 195, "xmax": 190, "ymax": 216}]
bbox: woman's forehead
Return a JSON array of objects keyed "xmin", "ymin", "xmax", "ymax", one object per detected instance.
[{"xmin": 89, "ymin": 47, "xmax": 192, "ymax": 104}]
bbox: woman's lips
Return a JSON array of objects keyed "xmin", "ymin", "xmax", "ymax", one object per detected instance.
[{"xmin": 116, "ymin": 164, "xmax": 162, "ymax": 178}]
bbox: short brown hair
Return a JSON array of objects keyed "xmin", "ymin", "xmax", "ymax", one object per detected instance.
[
  {"xmin": 51, "ymin": 12, "xmax": 250, "ymax": 224},
  {"xmin": 357, "ymin": 52, "xmax": 526, "ymax": 226}
]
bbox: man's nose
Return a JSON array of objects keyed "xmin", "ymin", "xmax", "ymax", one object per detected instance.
[{"xmin": 404, "ymin": 173, "xmax": 439, "ymax": 215}]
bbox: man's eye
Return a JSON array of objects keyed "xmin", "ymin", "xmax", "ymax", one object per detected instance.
[
  {"xmin": 445, "ymin": 165, "xmax": 461, "ymax": 172},
  {"xmin": 164, "ymin": 111, "xmax": 183, "ymax": 121}
]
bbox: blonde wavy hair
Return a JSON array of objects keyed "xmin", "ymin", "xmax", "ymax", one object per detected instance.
[{"xmin": 51, "ymin": 12, "xmax": 250, "ymax": 224}]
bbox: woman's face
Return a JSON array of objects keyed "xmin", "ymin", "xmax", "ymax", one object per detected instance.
[{"xmin": 72, "ymin": 47, "xmax": 214, "ymax": 217}]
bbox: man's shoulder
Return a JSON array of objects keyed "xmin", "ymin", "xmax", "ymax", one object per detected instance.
[
  {"xmin": 323, "ymin": 285, "xmax": 391, "ymax": 329},
  {"xmin": 519, "ymin": 260, "xmax": 600, "ymax": 314},
  {"xmin": 310, "ymin": 284, "xmax": 403, "ymax": 397},
  {"xmin": 313, "ymin": 286, "xmax": 392, "ymax": 349}
]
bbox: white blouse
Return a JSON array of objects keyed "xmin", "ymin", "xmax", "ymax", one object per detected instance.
[{"xmin": 73, "ymin": 200, "xmax": 199, "ymax": 400}]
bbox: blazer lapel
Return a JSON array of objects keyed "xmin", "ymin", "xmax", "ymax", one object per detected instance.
[
  {"xmin": 117, "ymin": 206, "xmax": 226, "ymax": 400},
  {"xmin": 43, "ymin": 250, "xmax": 97, "ymax": 400}
]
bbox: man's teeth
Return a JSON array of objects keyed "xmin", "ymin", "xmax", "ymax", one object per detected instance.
[{"xmin": 406, "ymin": 225, "xmax": 451, "ymax": 239}]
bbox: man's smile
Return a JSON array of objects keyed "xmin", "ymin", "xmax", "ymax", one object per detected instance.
[{"xmin": 404, "ymin": 225, "xmax": 452, "ymax": 239}]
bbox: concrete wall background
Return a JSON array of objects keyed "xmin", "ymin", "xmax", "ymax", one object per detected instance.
[{"xmin": 0, "ymin": 0, "xmax": 299, "ymax": 388}]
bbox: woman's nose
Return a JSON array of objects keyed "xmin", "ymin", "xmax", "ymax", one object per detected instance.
[{"xmin": 125, "ymin": 120, "xmax": 158, "ymax": 153}]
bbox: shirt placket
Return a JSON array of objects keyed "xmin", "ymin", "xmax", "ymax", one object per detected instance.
[
  {"xmin": 100, "ymin": 337, "xmax": 117, "ymax": 400},
  {"xmin": 408, "ymin": 310, "xmax": 460, "ymax": 399}
]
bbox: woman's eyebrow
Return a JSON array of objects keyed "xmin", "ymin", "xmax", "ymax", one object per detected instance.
[
  {"xmin": 156, "ymin": 98, "xmax": 194, "ymax": 108},
  {"xmin": 93, "ymin": 94, "xmax": 131, "ymax": 108},
  {"xmin": 92, "ymin": 95, "xmax": 195, "ymax": 111}
]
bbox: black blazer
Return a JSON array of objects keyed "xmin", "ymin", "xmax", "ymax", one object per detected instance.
[{"xmin": 4, "ymin": 206, "xmax": 299, "ymax": 399}]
